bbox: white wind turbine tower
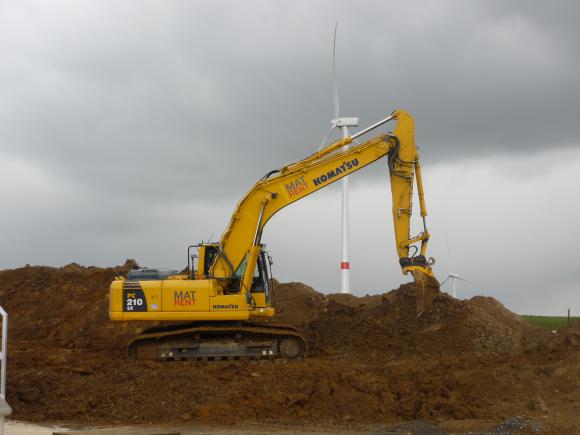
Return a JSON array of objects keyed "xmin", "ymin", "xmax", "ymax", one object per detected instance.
[
  {"xmin": 318, "ymin": 23, "xmax": 359, "ymax": 294},
  {"xmin": 441, "ymin": 234, "xmax": 471, "ymax": 298}
]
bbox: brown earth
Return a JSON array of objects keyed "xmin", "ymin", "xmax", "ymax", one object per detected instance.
[{"xmin": 1, "ymin": 263, "xmax": 580, "ymax": 433}]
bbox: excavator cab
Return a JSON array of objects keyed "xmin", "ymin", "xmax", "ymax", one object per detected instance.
[
  {"xmin": 233, "ymin": 250, "xmax": 273, "ymax": 306},
  {"xmin": 189, "ymin": 244, "xmax": 273, "ymax": 307}
]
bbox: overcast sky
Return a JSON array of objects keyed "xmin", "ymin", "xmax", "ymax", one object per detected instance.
[{"xmin": 1, "ymin": 0, "xmax": 579, "ymax": 315}]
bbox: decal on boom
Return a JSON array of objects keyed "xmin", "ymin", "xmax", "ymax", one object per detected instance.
[{"xmin": 312, "ymin": 159, "xmax": 359, "ymax": 186}]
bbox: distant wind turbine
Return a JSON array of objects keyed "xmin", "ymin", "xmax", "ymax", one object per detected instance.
[
  {"xmin": 318, "ymin": 23, "xmax": 359, "ymax": 295},
  {"xmin": 441, "ymin": 234, "xmax": 471, "ymax": 298}
]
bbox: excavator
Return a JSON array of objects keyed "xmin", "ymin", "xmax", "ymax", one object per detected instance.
[{"xmin": 109, "ymin": 109, "xmax": 439, "ymax": 361}]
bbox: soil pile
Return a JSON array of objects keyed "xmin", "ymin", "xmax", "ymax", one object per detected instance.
[
  {"xmin": 1, "ymin": 263, "xmax": 579, "ymax": 432},
  {"xmin": 274, "ymin": 282, "xmax": 540, "ymax": 356},
  {"xmin": 0, "ymin": 261, "xmax": 141, "ymax": 353}
]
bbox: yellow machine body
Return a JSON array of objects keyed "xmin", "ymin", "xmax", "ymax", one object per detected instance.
[{"xmin": 109, "ymin": 275, "xmax": 273, "ymax": 322}]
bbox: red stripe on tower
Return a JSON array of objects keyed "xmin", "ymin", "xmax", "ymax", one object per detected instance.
[{"xmin": 340, "ymin": 262, "xmax": 350, "ymax": 270}]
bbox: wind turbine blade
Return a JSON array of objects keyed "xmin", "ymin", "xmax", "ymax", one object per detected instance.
[
  {"xmin": 318, "ymin": 125, "xmax": 336, "ymax": 151},
  {"xmin": 332, "ymin": 21, "xmax": 340, "ymax": 119},
  {"xmin": 445, "ymin": 232, "xmax": 453, "ymax": 273},
  {"xmin": 456, "ymin": 277, "xmax": 473, "ymax": 285},
  {"xmin": 440, "ymin": 276, "xmax": 451, "ymax": 286}
]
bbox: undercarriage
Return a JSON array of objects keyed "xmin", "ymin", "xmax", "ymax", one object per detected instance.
[{"xmin": 127, "ymin": 322, "xmax": 307, "ymax": 361}]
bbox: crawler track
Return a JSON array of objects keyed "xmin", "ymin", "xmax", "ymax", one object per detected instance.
[{"xmin": 127, "ymin": 322, "xmax": 307, "ymax": 361}]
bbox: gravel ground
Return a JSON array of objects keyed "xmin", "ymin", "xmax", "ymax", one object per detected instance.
[{"xmin": 5, "ymin": 420, "xmax": 434, "ymax": 435}]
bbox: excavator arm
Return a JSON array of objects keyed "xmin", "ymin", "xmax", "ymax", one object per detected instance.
[{"xmin": 211, "ymin": 109, "xmax": 439, "ymax": 313}]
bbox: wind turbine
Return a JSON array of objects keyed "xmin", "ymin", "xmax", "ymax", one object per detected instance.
[
  {"xmin": 318, "ymin": 23, "xmax": 359, "ymax": 295},
  {"xmin": 441, "ymin": 234, "xmax": 471, "ymax": 298}
]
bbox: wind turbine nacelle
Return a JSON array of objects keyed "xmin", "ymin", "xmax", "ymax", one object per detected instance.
[{"xmin": 334, "ymin": 117, "xmax": 359, "ymax": 127}]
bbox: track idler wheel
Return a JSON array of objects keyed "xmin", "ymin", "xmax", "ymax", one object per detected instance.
[{"xmin": 279, "ymin": 337, "xmax": 305, "ymax": 360}]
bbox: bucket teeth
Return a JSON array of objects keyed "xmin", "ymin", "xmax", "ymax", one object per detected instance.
[{"xmin": 411, "ymin": 269, "xmax": 440, "ymax": 316}]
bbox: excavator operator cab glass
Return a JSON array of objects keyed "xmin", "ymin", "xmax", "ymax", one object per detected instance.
[
  {"xmin": 263, "ymin": 252, "xmax": 273, "ymax": 306},
  {"xmin": 190, "ymin": 253, "xmax": 198, "ymax": 277},
  {"xmin": 234, "ymin": 252, "xmax": 272, "ymax": 304},
  {"xmin": 234, "ymin": 256, "xmax": 259, "ymax": 280},
  {"xmin": 254, "ymin": 252, "xmax": 272, "ymax": 306},
  {"xmin": 188, "ymin": 244, "xmax": 220, "ymax": 279},
  {"xmin": 203, "ymin": 246, "xmax": 218, "ymax": 276}
]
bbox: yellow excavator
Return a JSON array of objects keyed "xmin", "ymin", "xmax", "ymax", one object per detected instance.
[{"xmin": 109, "ymin": 110, "xmax": 439, "ymax": 360}]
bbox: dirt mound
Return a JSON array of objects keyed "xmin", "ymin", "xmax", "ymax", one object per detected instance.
[
  {"xmin": 271, "ymin": 281, "xmax": 325, "ymax": 328},
  {"xmin": 544, "ymin": 319, "xmax": 580, "ymax": 350},
  {"xmin": 0, "ymin": 262, "xmax": 142, "ymax": 352},
  {"xmin": 463, "ymin": 296, "xmax": 539, "ymax": 352},
  {"xmin": 1, "ymin": 263, "xmax": 579, "ymax": 432},
  {"xmin": 274, "ymin": 282, "xmax": 540, "ymax": 357}
]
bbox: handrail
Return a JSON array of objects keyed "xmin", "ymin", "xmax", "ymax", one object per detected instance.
[{"xmin": 0, "ymin": 306, "xmax": 7, "ymax": 400}]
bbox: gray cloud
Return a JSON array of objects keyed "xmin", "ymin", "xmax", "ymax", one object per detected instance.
[{"xmin": 1, "ymin": 0, "xmax": 579, "ymax": 203}]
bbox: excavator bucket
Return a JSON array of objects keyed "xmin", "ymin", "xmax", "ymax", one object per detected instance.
[{"xmin": 411, "ymin": 268, "xmax": 440, "ymax": 316}]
